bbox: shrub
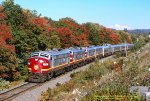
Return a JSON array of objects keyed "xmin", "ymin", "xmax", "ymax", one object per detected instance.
[{"xmin": 0, "ymin": 78, "xmax": 10, "ymax": 90}]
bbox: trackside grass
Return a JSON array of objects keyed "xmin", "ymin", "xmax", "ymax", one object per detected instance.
[{"xmin": 39, "ymin": 43, "xmax": 150, "ymax": 101}]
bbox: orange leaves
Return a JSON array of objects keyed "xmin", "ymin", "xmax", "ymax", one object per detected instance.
[
  {"xmin": 113, "ymin": 63, "xmax": 122, "ymax": 72},
  {"xmin": 0, "ymin": 24, "xmax": 11, "ymax": 40},
  {"xmin": 57, "ymin": 20, "xmax": 89, "ymax": 47},
  {"xmin": 46, "ymin": 26, "xmax": 53, "ymax": 33},
  {"xmin": 0, "ymin": 6, "xmax": 5, "ymax": 20},
  {"xmin": 32, "ymin": 17, "xmax": 48, "ymax": 28},
  {"xmin": 31, "ymin": 16, "xmax": 132, "ymax": 47},
  {"xmin": 0, "ymin": 13, "xmax": 5, "ymax": 20},
  {"xmin": 62, "ymin": 20, "xmax": 79, "ymax": 30},
  {"xmin": 31, "ymin": 16, "xmax": 131, "ymax": 47},
  {"xmin": 80, "ymin": 25, "xmax": 90, "ymax": 35},
  {"xmin": 100, "ymin": 28, "xmax": 120, "ymax": 44},
  {"xmin": 75, "ymin": 33, "xmax": 89, "ymax": 46},
  {"xmin": 0, "ymin": 24, "xmax": 15, "ymax": 52},
  {"xmin": 56, "ymin": 27, "xmax": 72, "ymax": 36},
  {"xmin": 56, "ymin": 27, "xmax": 89, "ymax": 47},
  {"xmin": 56, "ymin": 27, "xmax": 74, "ymax": 47},
  {"xmin": 109, "ymin": 33, "xmax": 120, "ymax": 44},
  {"xmin": 32, "ymin": 17, "xmax": 50, "ymax": 35}
]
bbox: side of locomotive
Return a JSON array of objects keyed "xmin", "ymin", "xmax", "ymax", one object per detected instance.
[{"xmin": 27, "ymin": 44, "xmax": 134, "ymax": 82}]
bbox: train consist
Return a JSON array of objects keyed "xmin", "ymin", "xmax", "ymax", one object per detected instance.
[{"xmin": 28, "ymin": 43, "xmax": 134, "ymax": 82}]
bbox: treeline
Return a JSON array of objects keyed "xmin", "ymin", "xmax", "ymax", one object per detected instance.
[{"xmin": 0, "ymin": 0, "xmax": 132, "ymax": 81}]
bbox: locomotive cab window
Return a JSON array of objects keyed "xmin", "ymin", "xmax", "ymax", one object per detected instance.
[
  {"xmin": 31, "ymin": 53, "xmax": 39, "ymax": 57},
  {"xmin": 40, "ymin": 53, "xmax": 49, "ymax": 58}
]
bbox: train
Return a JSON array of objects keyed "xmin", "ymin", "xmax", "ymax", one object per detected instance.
[{"xmin": 27, "ymin": 43, "xmax": 134, "ymax": 82}]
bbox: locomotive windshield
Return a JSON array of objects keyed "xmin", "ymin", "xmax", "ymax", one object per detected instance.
[
  {"xmin": 31, "ymin": 53, "xmax": 39, "ymax": 57},
  {"xmin": 40, "ymin": 53, "xmax": 49, "ymax": 58},
  {"xmin": 30, "ymin": 52, "xmax": 49, "ymax": 59}
]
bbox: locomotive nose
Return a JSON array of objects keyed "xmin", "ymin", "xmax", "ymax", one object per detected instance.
[
  {"xmin": 28, "ymin": 57, "xmax": 49, "ymax": 73},
  {"xmin": 28, "ymin": 58, "xmax": 41, "ymax": 73},
  {"xmin": 33, "ymin": 65, "xmax": 39, "ymax": 70}
]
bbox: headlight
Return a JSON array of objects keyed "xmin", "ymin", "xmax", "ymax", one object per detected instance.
[
  {"xmin": 43, "ymin": 63, "xmax": 49, "ymax": 66},
  {"xmin": 28, "ymin": 62, "xmax": 30, "ymax": 65}
]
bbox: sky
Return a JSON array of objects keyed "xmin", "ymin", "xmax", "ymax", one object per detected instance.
[{"xmin": 1, "ymin": 0, "xmax": 150, "ymax": 30}]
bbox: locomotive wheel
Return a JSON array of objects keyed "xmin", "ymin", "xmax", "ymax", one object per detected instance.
[
  {"xmin": 47, "ymin": 72, "xmax": 53, "ymax": 81},
  {"xmin": 40, "ymin": 76, "xmax": 46, "ymax": 82},
  {"xmin": 66, "ymin": 65, "xmax": 73, "ymax": 71},
  {"xmin": 65, "ymin": 67, "xmax": 69, "ymax": 72}
]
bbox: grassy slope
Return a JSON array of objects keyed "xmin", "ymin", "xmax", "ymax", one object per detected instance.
[{"xmin": 39, "ymin": 43, "xmax": 150, "ymax": 101}]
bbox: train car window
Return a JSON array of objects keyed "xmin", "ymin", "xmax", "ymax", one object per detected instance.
[
  {"xmin": 89, "ymin": 50, "xmax": 95, "ymax": 56},
  {"xmin": 53, "ymin": 57, "xmax": 68, "ymax": 67},
  {"xmin": 104, "ymin": 48, "xmax": 108, "ymax": 52},
  {"xmin": 74, "ymin": 52, "xmax": 84, "ymax": 60},
  {"xmin": 96, "ymin": 48, "xmax": 102, "ymax": 54}
]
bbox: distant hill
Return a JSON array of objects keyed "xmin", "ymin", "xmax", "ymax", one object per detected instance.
[{"xmin": 128, "ymin": 29, "xmax": 150, "ymax": 34}]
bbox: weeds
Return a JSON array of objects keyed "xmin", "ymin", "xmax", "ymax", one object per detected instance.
[
  {"xmin": 0, "ymin": 78, "xmax": 10, "ymax": 90},
  {"xmin": 40, "ymin": 44, "xmax": 150, "ymax": 101}
]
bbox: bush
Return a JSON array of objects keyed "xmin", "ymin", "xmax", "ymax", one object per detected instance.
[
  {"xmin": 0, "ymin": 78, "xmax": 10, "ymax": 90},
  {"xmin": 12, "ymin": 71, "xmax": 22, "ymax": 81}
]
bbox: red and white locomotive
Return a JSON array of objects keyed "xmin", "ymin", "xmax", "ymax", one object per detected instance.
[{"xmin": 28, "ymin": 44, "xmax": 134, "ymax": 82}]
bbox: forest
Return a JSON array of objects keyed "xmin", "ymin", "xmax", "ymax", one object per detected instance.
[{"xmin": 0, "ymin": 0, "xmax": 133, "ymax": 81}]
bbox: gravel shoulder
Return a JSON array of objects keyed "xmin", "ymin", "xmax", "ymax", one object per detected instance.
[{"xmin": 12, "ymin": 56, "xmax": 113, "ymax": 101}]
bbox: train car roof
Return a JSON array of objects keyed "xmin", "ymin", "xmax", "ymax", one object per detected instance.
[
  {"xmin": 86, "ymin": 47, "xmax": 96, "ymax": 50},
  {"xmin": 94, "ymin": 46, "xmax": 103, "ymax": 49},
  {"xmin": 103, "ymin": 45, "xmax": 111, "ymax": 48},
  {"xmin": 69, "ymin": 48, "xmax": 85, "ymax": 53},
  {"xmin": 111, "ymin": 44, "xmax": 123, "ymax": 47},
  {"xmin": 87, "ymin": 45, "xmax": 111, "ymax": 49},
  {"xmin": 111, "ymin": 43, "xmax": 134, "ymax": 48},
  {"xmin": 127, "ymin": 44, "xmax": 134, "ymax": 46},
  {"xmin": 30, "ymin": 43, "xmax": 134, "ymax": 57},
  {"xmin": 50, "ymin": 50, "xmax": 70, "ymax": 56},
  {"xmin": 120, "ymin": 43, "xmax": 134, "ymax": 46},
  {"xmin": 31, "ymin": 49, "xmax": 70, "ymax": 56}
]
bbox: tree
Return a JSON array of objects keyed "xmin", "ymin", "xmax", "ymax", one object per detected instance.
[
  {"xmin": 49, "ymin": 30, "xmax": 61, "ymax": 49},
  {"xmin": 0, "ymin": 23, "xmax": 19, "ymax": 81},
  {"xmin": 117, "ymin": 31, "xmax": 132, "ymax": 43},
  {"xmin": 56, "ymin": 27, "xmax": 75, "ymax": 48},
  {"xmin": 85, "ymin": 23, "xmax": 100, "ymax": 45},
  {"xmin": 2, "ymin": 0, "xmax": 26, "ymax": 29},
  {"xmin": 106, "ymin": 28, "xmax": 120, "ymax": 44}
]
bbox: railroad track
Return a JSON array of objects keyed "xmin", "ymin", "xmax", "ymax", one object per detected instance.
[
  {"xmin": 0, "ymin": 73, "xmax": 70, "ymax": 101},
  {"xmin": 0, "ymin": 83, "xmax": 39, "ymax": 101},
  {"xmin": 0, "ymin": 55, "xmax": 114, "ymax": 101}
]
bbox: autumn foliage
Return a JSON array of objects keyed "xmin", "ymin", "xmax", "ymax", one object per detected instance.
[
  {"xmin": 56, "ymin": 27, "xmax": 75, "ymax": 47},
  {"xmin": 0, "ymin": 24, "xmax": 18, "ymax": 80},
  {"xmin": 106, "ymin": 28, "xmax": 120, "ymax": 44},
  {"xmin": 0, "ymin": 24, "xmax": 15, "ymax": 51},
  {"xmin": 0, "ymin": 0, "xmax": 133, "ymax": 81},
  {"xmin": 32, "ymin": 17, "xmax": 48, "ymax": 28}
]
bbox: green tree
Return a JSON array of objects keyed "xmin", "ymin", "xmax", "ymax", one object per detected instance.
[
  {"xmin": 85, "ymin": 23, "xmax": 100, "ymax": 45},
  {"xmin": 2, "ymin": 0, "xmax": 26, "ymax": 29},
  {"xmin": 0, "ymin": 47, "xmax": 19, "ymax": 81},
  {"xmin": 49, "ymin": 31, "xmax": 61, "ymax": 49}
]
